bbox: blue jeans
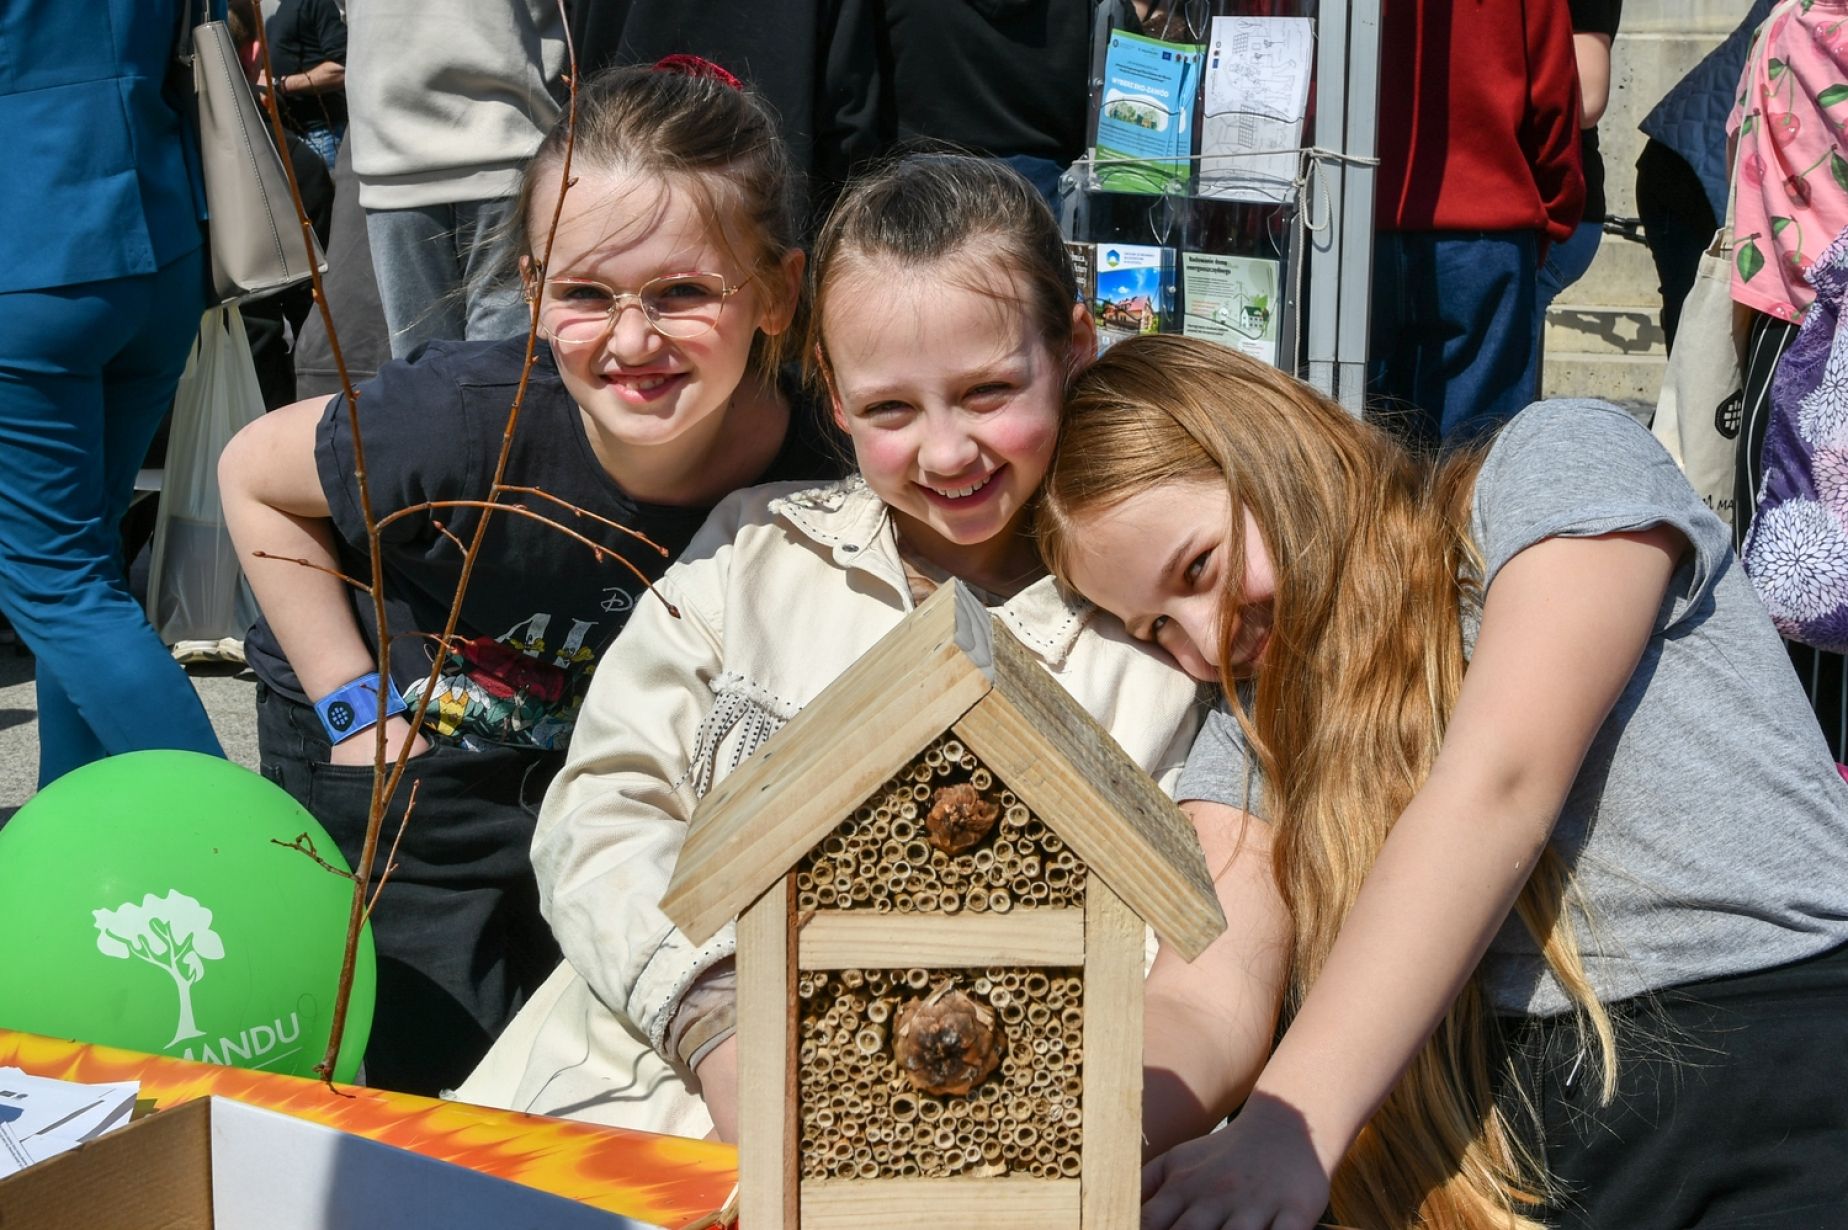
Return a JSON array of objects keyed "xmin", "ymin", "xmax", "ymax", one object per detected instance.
[
  {"xmin": 1369, "ymin": 230, "xmax": 1541, "ymax": 448},
  {"xmin": 0, "ymin": 245, "xmax": 225, "ymax": 786},
  {"xmin": 295, "ymin": 121, "xmax": 344, "ymax": 171},
  {"xmin": 363, "ymin": 199, "xmax": 530, "ymax": 359},
  {"xmin": 1536, "ymin": 220, "xmax": 1604, "ymax": 314}
]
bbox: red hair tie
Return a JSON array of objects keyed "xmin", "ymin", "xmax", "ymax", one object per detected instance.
[{"xmin": 652, "ymin": 54, "xmax": 743, "ymax": 91}]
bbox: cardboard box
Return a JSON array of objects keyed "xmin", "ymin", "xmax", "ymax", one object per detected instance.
[{"xmin": 0, "ymin": 1096, "xmax": 661, "ymax": 1229}]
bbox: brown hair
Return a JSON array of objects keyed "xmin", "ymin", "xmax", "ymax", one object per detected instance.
[
  {"xmin": 515, "ymin": 65, "xmax": 802, "ymax": 372},
  {"xmin": 805, "ymin": 152, "xmax": 1078, "ymax": 393},
  {"xmin": 1038, "ymin": 335, "xmax": 1616, "ymax": 1230}
]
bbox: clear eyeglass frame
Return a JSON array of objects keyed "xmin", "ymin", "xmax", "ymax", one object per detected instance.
[{"xmin": 524, "ymin": 270, "xmax": 752, "ymax": 347}]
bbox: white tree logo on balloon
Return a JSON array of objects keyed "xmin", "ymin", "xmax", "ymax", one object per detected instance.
[{"xmin": 93, "ymin": 890, "xmax": 226, "ymax": 1048}]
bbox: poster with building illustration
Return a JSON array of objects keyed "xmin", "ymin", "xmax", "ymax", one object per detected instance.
[
  {"xmin": 1094, "ymin": 30, "xmax": 1203, "ymax": 195},
  {"xmin": 1181, "ymin": 251, "xmax": 1280, "ymax": 367},
  {"xmin": 1199, "ymin": 17, "xmax": 1313, "ymax": 204},
  {"xmin": 1094, "ymin": 243, "xmax": 1175, "ymax": 352}
]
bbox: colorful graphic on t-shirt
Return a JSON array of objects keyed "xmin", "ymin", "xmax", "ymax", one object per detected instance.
[{"xmin": 402, "ymin": 602, "xmax": 625, "ymax": 749}]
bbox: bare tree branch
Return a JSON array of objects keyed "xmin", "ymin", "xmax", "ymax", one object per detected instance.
[{"xmin": 248, "ymin": 551, "xmax": 374, "ymax": 594}]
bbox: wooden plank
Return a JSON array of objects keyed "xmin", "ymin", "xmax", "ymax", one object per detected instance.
[
  {"xmin": 664, "ymin": 582, "xmax": 998, "ymax": 943},
  {"xmin": 952, "ymin": 621, "xmax": 1226, "ymax": 959},
  {"xmin": 797, "ymin": 908, "xmax": 1085, "ymax": 969},
  {"xmin": 737, "ymin": 877, "xmax": 799, "ymax": 1230},
  {"xmin": 1081, "ymin": 881, "xmax": 1144, "ymax": 1228},
  {"xmin": 801, "ymin": 1177, "xmax": 1080, "ymax": 1228}
]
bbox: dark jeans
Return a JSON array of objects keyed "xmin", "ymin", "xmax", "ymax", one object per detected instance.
[
  {"xmin": 1636, "ymin": 139, "xmax": 1719, "ymax": 351},
  {"xmin": 1503, "ymin": 941, "xmax": 1848, "ymax": 1228},
  {"xmin": 255, "ymin": 682, "xmax": 563, "ymax": 1095},
  {"xmin": 1369, "ymin": 229, "xmax": 1541, "ymax": 449}
]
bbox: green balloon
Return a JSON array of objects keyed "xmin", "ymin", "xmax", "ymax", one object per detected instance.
[{"xmin": 0, "ymin": 751, "xmax": 374, "ymax": 1083}]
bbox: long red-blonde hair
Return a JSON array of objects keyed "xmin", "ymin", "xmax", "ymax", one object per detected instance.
[{"xmin": 1038, "ymin": 335, "xmax": 1614, "ymax": 1229}]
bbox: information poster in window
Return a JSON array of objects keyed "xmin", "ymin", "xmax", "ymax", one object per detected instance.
[
  {"xmin": 1094, "ymin": 30, "xmax": 1203, "ymax": 195},
  {"xmin": 1181, "ymin": 251, "xmax": 1280, "ymax": 366},
  {"xmin": 1199, "ymin": 17, "xmax": 1313, "ymax": 204},
  {"xmin": 1094, "ymin": 243, "xmax": 1175, "ymax": 352}
]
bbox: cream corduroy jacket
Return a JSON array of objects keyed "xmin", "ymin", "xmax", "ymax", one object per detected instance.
[{"xmin": 457, "ymin": 479, "xmax": 1203, "ymax": 1134}]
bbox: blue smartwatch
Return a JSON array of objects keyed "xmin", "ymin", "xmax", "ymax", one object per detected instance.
[{"xmin": 314, "ymin": 671, "xmax": 408, "ymax": 745}]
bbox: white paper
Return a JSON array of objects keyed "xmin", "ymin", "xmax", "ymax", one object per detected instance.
[
  {"xmin": 0, "ymin": 1069, "xmax": 140, "ymax": 1178},
  {"xmin": 1200, "ymin": 17, "xmax": 1314, "ymax": 204}
]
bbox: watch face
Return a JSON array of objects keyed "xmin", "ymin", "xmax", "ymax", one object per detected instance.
[{"xmin": 327, "ymin": 701, "xmax": 355, "ymax": 733}]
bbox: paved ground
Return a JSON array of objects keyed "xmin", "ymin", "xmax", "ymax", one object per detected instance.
[{"xmin": 0, "ymin": 646, "xmax": 261, "ymax": 824}]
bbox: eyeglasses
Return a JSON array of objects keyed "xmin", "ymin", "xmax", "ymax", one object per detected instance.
[{"xmin": 526, "ymin": 272, "xmax": 750, "ymax": 346}]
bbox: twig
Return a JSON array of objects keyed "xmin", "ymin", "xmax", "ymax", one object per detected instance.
[
  {"xmin": 252, "ymin": 9, "xmax": 392, "ymax": 1093},
  {"xmin": 364, "ymin": 779, "xmax": 421, "ymax": 921},
  {"xmin": 493, "ymin": 485, "xmax": 670, "ymax": 555},
  {"xmin": 375, "ymin": 499, "xmax": 681, "ymax": 618},
  {"xmin": 269, "ymin": 833, "xmax": 357, "ymax": 882},
  {"xmin": 430, "ymin": 519, "xmax": 467, "ymax": 556},
  {"xmin": 249, "ymin": 551, "xmax": 373, "ymax": 594}
]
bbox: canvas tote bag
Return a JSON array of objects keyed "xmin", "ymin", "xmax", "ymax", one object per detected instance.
[{"xmin": 1653, "ymin": 190, "xmax": 1748, "ymax": 528}]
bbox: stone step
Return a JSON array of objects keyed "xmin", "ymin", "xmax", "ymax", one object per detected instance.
[
  {"xmin": 1540, "ymin": 349, "xmax": 1667, "ymax": 406},
  {"xmin": 1544, "ymin": 303, "xmax": 1667, "ymax": 358}
]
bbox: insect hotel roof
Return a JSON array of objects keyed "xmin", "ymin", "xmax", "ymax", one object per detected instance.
[{"xmin": 661, "ymin": 580, "xmax": 1226, "ymax": 957}]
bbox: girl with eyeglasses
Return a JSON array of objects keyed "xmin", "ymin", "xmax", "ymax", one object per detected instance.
[
  {"xmin": 219, "ymin": 61, "xmax": 842, "ymax": 1097},
  {"xmin": 455, "ymin": 153, "xmax": 1203, "ymax": 1141}
]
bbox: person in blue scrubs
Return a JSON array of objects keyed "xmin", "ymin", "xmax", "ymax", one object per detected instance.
[{"xmin": 0, "ymin": 0, "xmax": 226, "ymax": 786}]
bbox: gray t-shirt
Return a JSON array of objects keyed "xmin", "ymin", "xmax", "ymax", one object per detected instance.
[{"xmin": 1177, "ymin": 400, "xmax": 1848, "ymax": 1016}]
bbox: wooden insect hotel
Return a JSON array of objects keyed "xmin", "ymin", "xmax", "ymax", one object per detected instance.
[{"xmin": 661, "ymin": 581, "xmax": 1227, "ymax": 1228}]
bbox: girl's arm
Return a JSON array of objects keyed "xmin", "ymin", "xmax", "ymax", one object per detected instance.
[
  {"xmin": 219, "ymin": 396, "xmax": 424, "ymax": 764},
  {"xmin": 1142, "ymin": 525, "xmax": 1685, "ymax": 1228},
  {"xmin": 1140, "ymin": 799, "xmax": 1289, "ymax": 1160},
  {"xmin": 1575, "ymin": 32, "xmax": 1614, "ymax": 127}
]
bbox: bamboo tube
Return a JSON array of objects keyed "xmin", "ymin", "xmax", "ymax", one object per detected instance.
[
  {"xmin": 891, "ymin": 818, "xmax": 916, "ymax": 841},
  {"xmin": 904, "ymin": 967, "xmax": 931, "ymax": 990},
  {"xmin": 1004, "ymin": 803, "xmax": 1031, "ymax": 828},
  {"xmin": 904, "ymin": 840, "xmax": 930, "ymax": 865},
  {"xmin": 815, "ymin": 885, "xmax": 838, "ymax": 907},
  {"xmin": 911, "ymin": 888, "xmax": 938, "ymax": 912},
  {"xmin": 988, "ymin": 889, "xmax": 1013, "ymax": 912},
  {"xmin": 1000, "ymin": 1001, "xmax": 1024, "ymax": 1025},
  {"xmin": 939, "ymin": 889, "xmax": 961, "ymax": 913},
  {"xmin": 855, "ymin": 1025, "xmax": 885, "ymax": 1055}
]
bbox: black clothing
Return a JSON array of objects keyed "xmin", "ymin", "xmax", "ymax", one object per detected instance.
[
  {"xmin": 1634, "ymin": 138, "xmax": 1717, "ymax": 349},
  {"xmin": 257, "ymin": 681, "xmax": 563, "ymax": 1097},
  {"xmin": 566, "ymin": 0, "xmax": 882, "ymax": 229},
  {"xmin": 265, "ymin": 0, "xmax": 347, "ymax": 132},
  {"xmin": 876, "ymin": 0, "xmax": 1092, "ymax": 166},
  {"xmin": 1503, "ymin": 941, "xmax": 1848, "ymax": 1229},
  {"xmin": 241, "ymin": 127, "xmax": 334, "ymax": 410}
]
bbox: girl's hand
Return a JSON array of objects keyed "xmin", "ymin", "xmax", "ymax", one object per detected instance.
[
  {"xmin": 327, "ymin": 715, "xmax": 430, "ymax": 767},
  {"xmin": 1141, "ymin": 1095, "xmax": 1332, "ymax": 1230}
]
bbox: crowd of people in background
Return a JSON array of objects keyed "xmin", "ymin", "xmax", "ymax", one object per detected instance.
[{"xmin": 2, "ymin": 2, "xmax": 1846, "ymax": 1228}]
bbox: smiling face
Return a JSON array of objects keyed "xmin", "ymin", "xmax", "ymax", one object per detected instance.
[
  {"xmin": 822, "ymin": 255, "xmax": 1089, "ymax": 587},
  {"xmin": 524, "ymin": 166, "xmax": 796, "ymax": 466},
  {"xmin": 1059, "ymin": 477, "xmax": 1275, "ymax": 684}
]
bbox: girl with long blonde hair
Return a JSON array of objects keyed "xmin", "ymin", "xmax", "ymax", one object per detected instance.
[{"xmin": 1039, "ymin": 334, "xmax": 1848, "ymax": 1228}]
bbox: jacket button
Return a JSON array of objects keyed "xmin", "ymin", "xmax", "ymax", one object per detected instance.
[{"xmin": 842, "ymin": 543, "xmax": 859, "ymax": 553}]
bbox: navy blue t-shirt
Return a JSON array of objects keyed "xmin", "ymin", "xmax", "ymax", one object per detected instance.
[{"xmin": 245, "ymin": 337, "xmax": 843, "ymax": 749}]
